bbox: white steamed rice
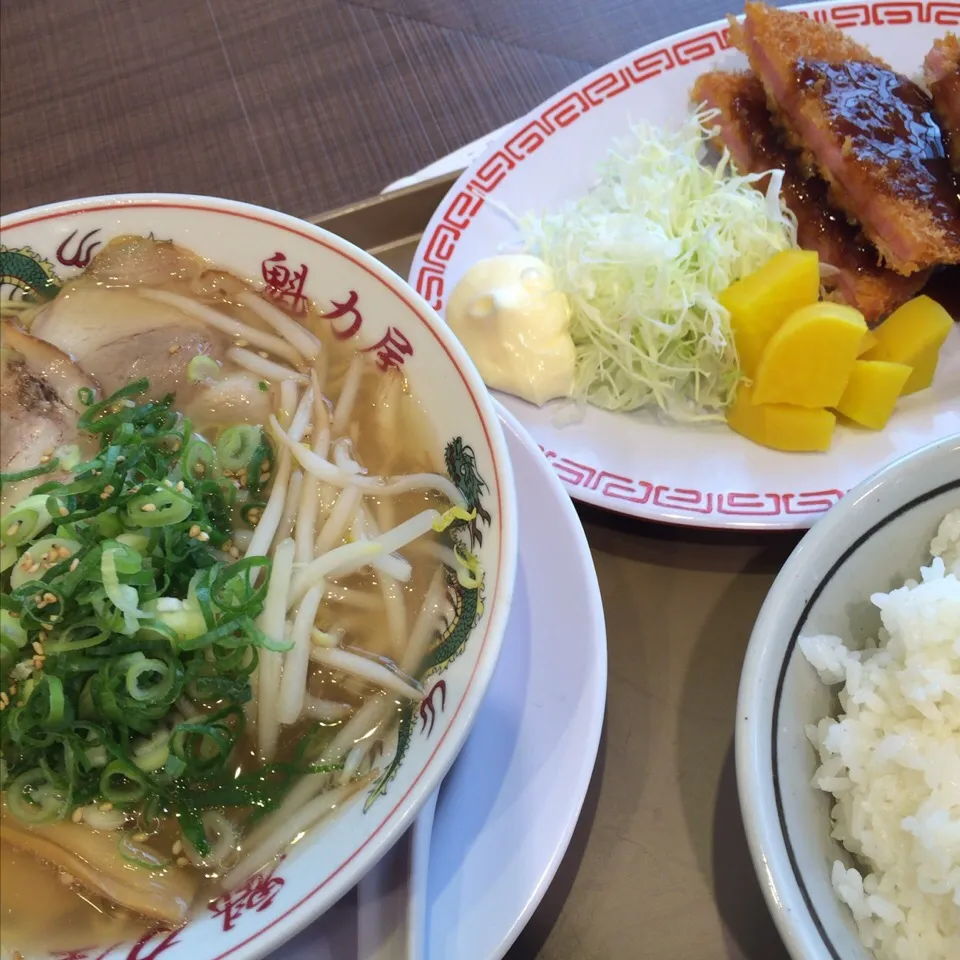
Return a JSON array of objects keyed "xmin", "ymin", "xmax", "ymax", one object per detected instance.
[{"xmin": 799, "ymin": 509, "xmax": 960, "ymax": 960}]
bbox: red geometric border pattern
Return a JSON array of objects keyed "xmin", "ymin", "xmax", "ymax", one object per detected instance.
[
  {"xmin": 540, "ymin": 449, "xmax": 844, "ymax": 517},
  {"xmin": 413, "ymin": 1, "xmax": 957, "ymax": 520}
]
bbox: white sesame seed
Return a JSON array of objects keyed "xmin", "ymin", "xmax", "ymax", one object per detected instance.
[
  {"xmin": 172, "ymin": 840, "xmax": 183, "ymax": 855},
  {"xmin": 176, "ymin": 856, "xmax": 190, "ymax": 867},
  {"xmin": 71, "ymin": 807, "xmax": 84, "ymax": 823},
  {"xmin": 140, "ymin": 503, "xmax": 157, "ymax": 513}
]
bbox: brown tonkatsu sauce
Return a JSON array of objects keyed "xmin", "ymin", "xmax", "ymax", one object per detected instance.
[
  {"xmin": 921, "ymin": 266, "xmax": 960, "ymax": 321},
  {"xmin": 730, "ymin": 88, "xmax": 882, "ymax": 275},
  {"xmin": 793, "ymin": 59, "xmax": 960, "ymax": 227}
]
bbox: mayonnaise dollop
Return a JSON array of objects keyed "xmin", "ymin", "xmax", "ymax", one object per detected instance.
[{"xmin": 446, "ymin": 255, "xmax": 575, "ymax": 406}]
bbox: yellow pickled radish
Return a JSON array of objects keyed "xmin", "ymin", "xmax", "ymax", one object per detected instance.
[
  {"xmin": 861, "ymin": 295, "xmax": 952, "ymax": 366},
  {"xmin": 727, "ymin": 382, "xmax": 836, "ymax": 452},
  {"xmin": 857, "ymin": 329, "xmax": 878, "ymax": 357},
  {"xmin": 719, "ymin": 249, "xmax": 820, "ymax": 378},
  {"xmin": 834, "ymin": 360, "xmax": 912, "ymax": 430},
  {"xmin": 752, "ymin": 302, "xmax": 867, "ymax": 408},
  {"xmin": 900, "ymin": 345, "xmax": 940, "ymax": 396}
]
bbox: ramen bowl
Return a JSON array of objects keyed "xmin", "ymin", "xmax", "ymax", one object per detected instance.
[
  {"xmin": 737, "ymin": 435, "xmax": 960, "ymax": 960},
  {"xmin": 0, "ymin": 194, "xmax": 518, "ymax": 960}
]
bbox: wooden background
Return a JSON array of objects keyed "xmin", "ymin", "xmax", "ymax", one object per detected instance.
[{"xmin": 2, "ymin": 0, "xmax": 742, "ymax": 218}]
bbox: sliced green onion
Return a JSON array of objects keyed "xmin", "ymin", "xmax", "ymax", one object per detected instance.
[
  {"xmin": 211, "ymin": 558, "xmax": 270, "ymax": 614},
  {"xmin": 187, "ymin": 354, "xmax": 222, "ymax": 383},
  {"xmin": 1, "ymin": 493, "xmax": 55, "ymax": 546},
  {"xmin": 100, "ymin": 760, "xmax": 149, "ymax": 804},
  {"xmin": 0, "ymin": 609, "xmax": 27, "ymax": 650},
  {"xmin": 33, "ymin": 675, "xmax": 67, "ymax": 728},
  {"xmin": 171, "ymin": 709, "xmax": 240, "ymax": 778},
  {"xmin": 78, "ymin": 379, "xmax": 150, "ymax": 432},
  {"xmin": 125, "ymin": 654, "xmax": 175, "ymax": 703},
  {"xmin": 246, "ymin": 441, "xmax": 273, "ymax": 495},
  {"xmin": 125, "ymin": 487, "xmax": 193, "ymax": 528},
  {"xmin": 7, "ymin": 769, "xmax": 67, "ymax": 823},
  {"xmin": 133, "ymin": 729, "xmax": 171, "ymax": 773},
  {"xmin": 0, "ymin": 459, "xmax": 60, "ymax": 488},
  {"xmin": 54, "ymin": 444, "xmax": 82, "ymax": 471},
  {"xmin": 85, "ymin": 745, "xmax": 108, "ymax": 768},
  {"xmin": 102, "ymin": 539, "xmax": 143, "ymax": 575},
  {"xmin": 116, "ymin": 532, "xmax": 151, "ymax": 554},
  {"xmin": 9, "ymin": 536, "xmax": 82, "ymax": 591},
  {"xmin": 0, "ymin": 376, "xmax": 289, "ymax": 833},
  {"xmin": 91, "ymin": 511, "xmax": 124, "ymax": 538},
  {"xmin": 182, "ymin": 436, "xmax": 218, "ymax": 480},
  {"xmin": 101, "ymin": 547, "xmax": 143, "ymax": 636},
  {"xmin": 216, "ymin": 426, "xmax": 262, "ymax": 473}
]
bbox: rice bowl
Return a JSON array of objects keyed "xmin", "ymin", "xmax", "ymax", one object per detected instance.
[
  {"xmin": 800, "ymin": 511, "xmax": 959, "ymax": 960},
  {"xmin": 736, "ymin": 434, "xmax": 960, "ymax": 960}
]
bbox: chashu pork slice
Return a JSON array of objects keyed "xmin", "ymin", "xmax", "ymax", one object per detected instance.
[
  {"xmin": 691, "ymin": 69, "xmax": 928, "ymax": 324},
  {"xmin": 0, "ymin": 322, "xmax": 100, "ymax": 512},
  {"xmin": 731, "ymin": 1, "xmax": 960, "ymax": 275}
]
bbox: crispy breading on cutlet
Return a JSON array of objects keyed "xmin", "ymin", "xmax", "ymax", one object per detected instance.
[
  {"xmin": 691, "ymin": 70, "xmax": 928, "ymax": 324},
  {"xmin": 728, "ymin": 4, "xmax": 890, "ymax": 71},
  {"xmin": 730, "ymin": 2, "xmax": 960, "ymax": 276},
  {"xmin": 924, "ymin": 33, "xmax": 960, "ymax": 175}
]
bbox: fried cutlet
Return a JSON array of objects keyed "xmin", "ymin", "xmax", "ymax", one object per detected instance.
[
  {"xmin": 730, "ymin": 2, "xmax": 960, "ymax": 276},
  {"xmin": 925, "ymin": 33, "xmax": 960, "ymax": 175},
  {"xmin": 692, "ymin": 70, "xmax": 928, "ymax": 323}
]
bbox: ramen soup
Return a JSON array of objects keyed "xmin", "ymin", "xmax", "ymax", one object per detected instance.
[{"xmin": 0, "ymin": 237, "xmax": 476, "ymax": 954}]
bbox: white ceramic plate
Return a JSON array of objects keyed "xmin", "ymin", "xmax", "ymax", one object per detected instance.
[
  {"xmin": 273, "ymin": 402, "xmax": 607, "ymax": 960},
  {"xmin": 408, "ymin": 0, "xmax": 960, "ymax": 531}
]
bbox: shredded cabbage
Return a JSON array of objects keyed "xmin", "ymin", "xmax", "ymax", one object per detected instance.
[{"xmin": 519, "ymin": 107, "xmax": 797, "ymax": 422}]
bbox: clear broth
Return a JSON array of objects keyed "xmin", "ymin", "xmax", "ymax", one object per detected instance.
[{"xmin": 0, "ymin": 237, "xmax": 453, "ymax": 953}]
